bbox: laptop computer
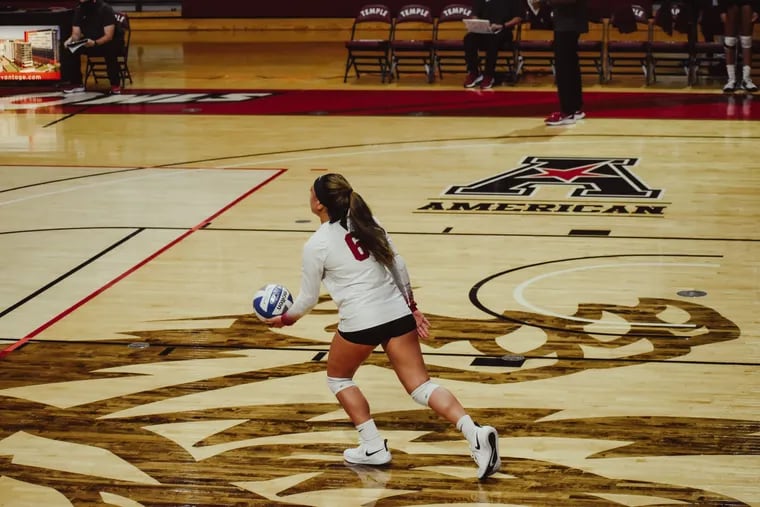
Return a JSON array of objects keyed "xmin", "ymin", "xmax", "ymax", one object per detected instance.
[{"xmin": 463, "ymin": 18, "xmax": 495, "ymax": 34}]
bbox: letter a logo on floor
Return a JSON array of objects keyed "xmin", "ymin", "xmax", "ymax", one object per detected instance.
[{"xmin": 445, "ymin": 157, "xmax": 662, "ymax": 199}]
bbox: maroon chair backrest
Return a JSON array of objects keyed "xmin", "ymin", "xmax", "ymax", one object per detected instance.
[
  {"xmin": 654, "ymin": 1, "xmax": 693, "ymax": 35},
  {"xmin": 114, "ymin": 11, "xmax": 130, "ymax": 31},
  {"xmin": 438, "ymin": 3, "xmax": 472, "ymax": 23},
  {"xmin": 396, "ymin": 4, "xmax": 433, "ymax": 24},
  {"xmin": 611, "ymin": 1, "xmax": 651, "ymax": 33},
  {"xmin": 588, "ymin": 0, "xmax": 609, "ymax": 23},
  {"xmin": 356, "ymin": 4, "xmax": 393, "ymax": 23},
  {"xmin": 631, "ymin": 2, "xmax": 652, "ymax": 23}
]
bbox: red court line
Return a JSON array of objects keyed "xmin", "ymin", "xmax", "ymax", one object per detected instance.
[{"xmin": 0, "ymin": 168, "xmax": 286, "ymax": 359}]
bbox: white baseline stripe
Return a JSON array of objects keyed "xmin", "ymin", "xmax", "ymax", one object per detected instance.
[{"xmin": 218, "ymin": 139, "xmax": 726, "ymax": 168}]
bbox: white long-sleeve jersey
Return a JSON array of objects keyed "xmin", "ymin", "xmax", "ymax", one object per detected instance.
[{"xmin": 285, "ymin": 219, "xmax": 413, "ymax": 332}]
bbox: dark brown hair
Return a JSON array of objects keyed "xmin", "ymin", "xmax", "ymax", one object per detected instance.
[{"xmin": 313, "ymin": 173, "xmax": 394, "ymax": 268}]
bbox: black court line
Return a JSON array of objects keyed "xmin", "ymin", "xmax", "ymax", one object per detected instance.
[
  {"xmin": 148, "ymin": 132, "xmax": 760, "ymax": 169},
  {"xmin": 3, "ymin": 226, "xmax": 758, "ymax": 243},
  {"xmin": 0, "ymin": 229, "xmax": 144, "ymax": 319},
  {"xmin": 568, "ymin": 229, "xmax": 611, "ymax": 236},
  {"xmin": 0, "ymin": 167, "xmax": 148, "ymax": 194},
  {"xmin": 8, "ymin": 339, "xmax": 759, "ymax": 367},
  {"xmin": 197, "ymin": 227, "xmax": 760, "ymax": 244},
  {"xmin": 41, "ymin": 106, "xmax": 92, "ymax": 128}
]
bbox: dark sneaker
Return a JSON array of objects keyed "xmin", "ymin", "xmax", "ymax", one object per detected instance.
[
  {"xmin": 63, "ymin": 85, "xmax": 85, "ymax": 93},
  {"xmin": 464, "ymin": 72, "xmax": 483, "ymax": 88},
  {"xmin": 544, "ymin": 111, "xmax": 576, "ymax": 126},
  {"xmin": 723, "ymin": 80, "xmax": 737, "ymax": 93},
  {"xmin": 470, "ymin": 425, "xmax": 501, "ymax": 480},
  {"xmin": 480, "ymin": 75, "xmax": 495, "ymax": 89},
  {"xmin": 110, "ymin": 85, "xmax": 122, "ymax": 95},
  {"xmin": 741, "ymin": 78, "xmax": 758, "ymax": 92}
]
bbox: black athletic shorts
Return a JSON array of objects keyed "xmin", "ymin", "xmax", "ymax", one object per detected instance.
[{"xmin": 338, "ymin": 314, "xmax": 416, "ymax": 346}]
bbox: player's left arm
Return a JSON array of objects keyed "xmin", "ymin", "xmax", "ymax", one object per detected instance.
[
  {"xmin": 385, "ymin": 236, "xmax": 416, "ymax": 310},
  {"xmin": 385, "ymin": 234, "xmax": 431, "ymax": 338}
]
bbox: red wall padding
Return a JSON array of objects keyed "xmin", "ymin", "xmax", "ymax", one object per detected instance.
[{"xmin": 180, "ymin": 1, "xmax": 457, "ymax": 18}]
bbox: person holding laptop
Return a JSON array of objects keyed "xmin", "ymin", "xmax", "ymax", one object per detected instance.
[{"xmin": 463, "ymin": 0, "xmax": 523, "ymax": 89}]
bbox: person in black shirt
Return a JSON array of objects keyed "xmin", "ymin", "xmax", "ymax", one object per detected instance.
[
  {"xmin": 535, "ymin": 0, "xmax": 588, "ymax": 125},
  {"xmin": 463, "ymin": 0, "xmax": 523, "ymax": 89},
  {"xmin": 61, "ymin": 0, "xmax": 124, "ymax": 94}
]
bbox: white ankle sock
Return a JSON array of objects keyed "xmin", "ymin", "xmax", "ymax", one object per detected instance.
[
  {"xmin": 456, "ymin": 414, "xmax": 478, "ymax": 446},
  {"xmin": 356, "ymin": 419, "xmax": 383, "ymax": 448}
]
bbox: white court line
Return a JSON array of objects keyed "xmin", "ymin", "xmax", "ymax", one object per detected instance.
[
  {"xmin": 513, "ymin": 262, "xmax": 720, "ymax": 329},
  {"xmin": 218, "ymin": 138, "xmax": 728, "ymax": 168},
  {"xmin": 0, "ymin": 169, "xmax": 186, "ymax": 207}
]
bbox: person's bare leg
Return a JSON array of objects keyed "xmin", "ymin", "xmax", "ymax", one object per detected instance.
[
  {"xmin": 326, "ymin": 332, "xmax": 375, "ymax": 425},
  {"xmin": 725, "ymin": 6, "xmax": 738, "ymax": 67},
  {"xmin": 739, "ymin": 4, "xmax": 757, "ymax": 90},
  {"xmin": 381, "ymin": 330, "xmax": 465, "ymax": 424},
  {"xmin": 740, "ymin": 4, "xmax": 753, "ymax": 65},
  {"xmin": 382, "ymin": 330, "xmax": 501, "ymax": 480},
  {"xmin": 326, "ymin": 332, "xmax": 392, "ymax": 465}
]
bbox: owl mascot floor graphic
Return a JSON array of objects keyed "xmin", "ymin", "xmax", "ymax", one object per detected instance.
[{"xmin": 0, "ymin": 283, "xmax": 754, "ymax": 506}]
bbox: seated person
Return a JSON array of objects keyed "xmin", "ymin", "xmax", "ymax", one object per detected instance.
[
  {"xmin": 61, "ymin": 0, "xmax": 125, "ymax": 94},
  {"xmin": 463, "ymin": 0, "xmax": 523, "ymax": 89}
]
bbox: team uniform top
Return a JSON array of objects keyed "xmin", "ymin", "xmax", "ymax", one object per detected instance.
[{"xmin": 285, "ymin": 219, "xmax": 412, "ymax": 332}]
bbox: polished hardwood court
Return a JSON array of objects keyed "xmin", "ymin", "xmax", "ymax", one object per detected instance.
[{"xmin": 0, "ymin": 16, "xmax": 758, "ymax": 507}]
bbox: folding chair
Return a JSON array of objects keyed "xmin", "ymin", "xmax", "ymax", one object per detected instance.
[
  {"xmin": 606, "ymin": 1, "xmax": 653, "ymax": 84},
  {"xmin": 432, "ymin": 4, "xmax": 516, "ymax": 84},
  {"xmin": 691, "ymin": 3, "xmax": 725, "ymax": 84},
  {"xmin": 432, "ymin": 3, "xmax": 472, "ymax": 79},
  {"xmin": 580, "ymin": 0, "xmax": 607, "ymax": 83},
  {"xmin": 343, "ymin": 4, "xmax": 394, "ymax": 83},
  {"xmin": 389, "ymin": 4, "xmax": 436, "ymax": 82},
  {"xmin": 649, "ymin": 0, "xmax": 698, "ymax": 85},
  {"xmin": 513, "ymin": 7, "xmax": 555, "ymax": 81},
  {"xmin": 85, "ymin": 11, "xmax": 132, "ymax": 88},
  {"xmin": 515, "ymin": 5, "xmax": 604, "ymax": 83}
]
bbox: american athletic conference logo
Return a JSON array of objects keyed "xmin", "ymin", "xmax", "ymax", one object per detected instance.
[{"xmin": 417, "ymin": 156, "xmax": 668, "ymax": 216}]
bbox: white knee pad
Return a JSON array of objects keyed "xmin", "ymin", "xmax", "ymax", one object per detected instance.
[
  {"xmin": 740, "ymin": 36, "xmax": 753, "ymax": 49},
  {"xmin": 410, "ymin": 380, "xmax": 440, "ymax": 406},
  {"xmin": 327, "ymin": 376, "xmax": 356, "ymax": 396},
  {"xmin": 724, "ymin": 36, "xmax": 737, "ymax": 48}
]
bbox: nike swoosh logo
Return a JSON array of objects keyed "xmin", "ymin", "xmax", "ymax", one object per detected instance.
[
  {"xmin": 365, "ymin": 448, "xmax": 384, "ymax": 456},
  {"xmin": 474, "ymin": 436, "xmax": 481, "ymax": 450}
]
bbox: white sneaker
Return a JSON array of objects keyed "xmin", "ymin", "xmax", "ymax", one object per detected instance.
[
  {"xmin": 572, "ymin": 110, "xmax": 586, "ymax": 120},
  {"xmin": 741, "ymin": 78, "xmax": 758, "ymax": 92},
  {"xmin": 470, "ymin": 425, "xmax": 501, "ymax": 480},
  {"xmin": 343, "ymin": 438, "xmax": 391, "ymax": 465},
  {"xmin": 723, "ymin": 80, "xmax": 737, "ymax": 93},
  {"xmin": 63, "ymin": 85, "xmax": 86, "ymax": 93}
]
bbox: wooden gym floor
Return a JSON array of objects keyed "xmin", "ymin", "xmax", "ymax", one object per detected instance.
[{"xmin": 0, "ymin": 18, "xmax": 758, "ymax": 507}]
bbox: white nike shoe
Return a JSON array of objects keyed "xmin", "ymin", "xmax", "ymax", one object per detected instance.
[
  {"xmin": 343, "ymin": 438, "xmax": 392, "ymax": 465},
  {"xmin": 470, "ymin": 425, "xmax": 501, "ymax": 480}
]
